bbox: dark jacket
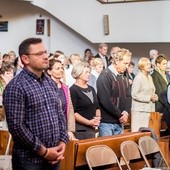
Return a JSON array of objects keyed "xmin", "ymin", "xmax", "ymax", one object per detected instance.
[
  {"xmin": 97, "ymin": 67, "xmax": 131, "ymax": 124},
  {"xmin": 151, "ymin": 69, "xmax": 170, "ymax": 126}
]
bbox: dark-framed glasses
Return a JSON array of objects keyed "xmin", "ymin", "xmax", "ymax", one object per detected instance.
[{"xmin": 26, "ymin": 50, "xmax": 49, "ymax": 56}]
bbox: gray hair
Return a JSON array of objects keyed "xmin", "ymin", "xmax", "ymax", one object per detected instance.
[
  {"xmin": 98, "ymin": 43, "xmax": 108, "ymax": 49},
  {"xmin": 71, "ymin": 62, "xmax": 91, "ymax": 79},
  {"xmin": 149, "ymin": 49, "xmax": 158, "ymax": 57},
  {"xmin": 112, "ymin": 48, "xmax": 132, "ymax": 64},
  {"xmin": 69, "ymin": 53, "xmax": 81, "ymax": 64}
]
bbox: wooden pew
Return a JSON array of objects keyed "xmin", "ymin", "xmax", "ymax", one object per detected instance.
[
  {"xmin": 158, "ymin": 136, "xmax": 170, "ymax": 166},
  {"xmin": 148, "ymin": 112, "xmax": 170, "ymax": 165},
  {"xmin": 60, "ymin": 131, "xmax": 152, "ymax": 170},
  {"xmin": 0, "ymin": 130, "xmax": 13, "ymax": 155}
]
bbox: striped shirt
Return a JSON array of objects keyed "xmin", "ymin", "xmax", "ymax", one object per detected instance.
[{"xmin": 3, "ymin": 68, "xmax": 68, "ymax": 164}]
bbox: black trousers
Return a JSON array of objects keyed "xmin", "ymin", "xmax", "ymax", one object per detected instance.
[{"xmin": 75, "ymin": 123, "xmax": 95, "ymax": 140}]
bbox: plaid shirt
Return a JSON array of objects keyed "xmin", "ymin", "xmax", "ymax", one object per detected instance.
[{"xmin": 3, "ymin": 68, "xmax": 68, "ymax": 164}]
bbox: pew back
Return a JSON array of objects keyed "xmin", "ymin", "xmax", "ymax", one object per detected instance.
[{"xmin": 60, "ymin": 132, "xmax": 151, "ymax": 170}]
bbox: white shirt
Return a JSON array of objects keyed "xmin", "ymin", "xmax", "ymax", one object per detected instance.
[{"xmin": 65, "ymin": 65, "xmax": 75, "ymax": 87}]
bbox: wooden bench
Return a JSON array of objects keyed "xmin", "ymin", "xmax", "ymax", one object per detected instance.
[
  {"xmin": 124, "ymin": 112, "xmax": 168, "ymax": 136},
  {"xmin": 0, "ymin": 130, "xmax": 13, "ymax": 155},
  {"xmin": 158, "ymin": 135, "xmax": 170, "ymax": 166},
  {"xmin": 60, "ymin": 131, "xmax": 152, "ymax": 170}
]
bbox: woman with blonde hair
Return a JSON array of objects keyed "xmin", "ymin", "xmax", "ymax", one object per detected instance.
[
  {"xmin": 88, "ymin": 58, "xmax": 104, "ymax": 92},
  {"xmin": 65, "ymin": 53, "xmax": 81, "ymax": 87},
  {"xmin": 70, "ymin": 62, "xmax": 101, "ymax": 139},
  {"xmin": 131, "ymin": 57, "xmax": 158, "ymax": 132}
]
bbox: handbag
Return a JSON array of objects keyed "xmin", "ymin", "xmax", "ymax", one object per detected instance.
[{"xmin": 0, "ymin": 133, "xmax": 12, "ymax": 170}]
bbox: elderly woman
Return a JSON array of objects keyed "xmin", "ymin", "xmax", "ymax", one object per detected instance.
[
  {"xmin": 70, "ymin": 62, "xmax": 101, "ymax": 140},
  {"xmin": 46, "ymin": 58, "xmax": 76, "ymax": 140},
  {"xmin": 131, "ymin": 57, "xmax": 158, "ymax": 132}
]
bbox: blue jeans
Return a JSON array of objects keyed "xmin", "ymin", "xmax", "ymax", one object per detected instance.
[
  {"xmin": 99, "ymin": 123, "xmax": 123, "ymax": 136},
  {"xmin": 12, "ymin": 155, "xmax": 60, "ymax": 170}
]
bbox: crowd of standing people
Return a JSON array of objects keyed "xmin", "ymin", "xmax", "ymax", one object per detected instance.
[{"xmin": 1, "ymin": 38, "xmax": 170, "ymax": 170}]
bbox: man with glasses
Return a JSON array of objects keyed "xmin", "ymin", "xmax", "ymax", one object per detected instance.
[{"xmin": 3, "ymin": 38, "xmax": 68, "ymax": 170}]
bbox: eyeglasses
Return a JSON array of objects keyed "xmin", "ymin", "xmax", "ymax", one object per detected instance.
[{"xmin": 26, "ymin": 50, "xmax": 49, "ymax": 56}]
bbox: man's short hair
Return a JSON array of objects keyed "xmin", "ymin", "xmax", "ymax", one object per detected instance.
[
  {"xmin": 149, "ymin": 49, "xmax": 158, "ymax": 58},
  {"xmin": 19, "ymin": 38, "xmax": 42, "ymax": 57},
  {"xmin": 129, "ymin": 61, "xmax": 135, "ymax": 67},
  {"xmin": 113, "ymin": 48, "xmax": 132, "ymax": 63},
  {"xmin": 98, "ymin": 43, "xmax": 108, "ymax": 49}
]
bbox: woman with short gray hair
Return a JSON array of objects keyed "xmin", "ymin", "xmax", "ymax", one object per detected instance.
[{"xmin": 70, "ymin": 62, "xmax": 101, "ymax": 139}]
